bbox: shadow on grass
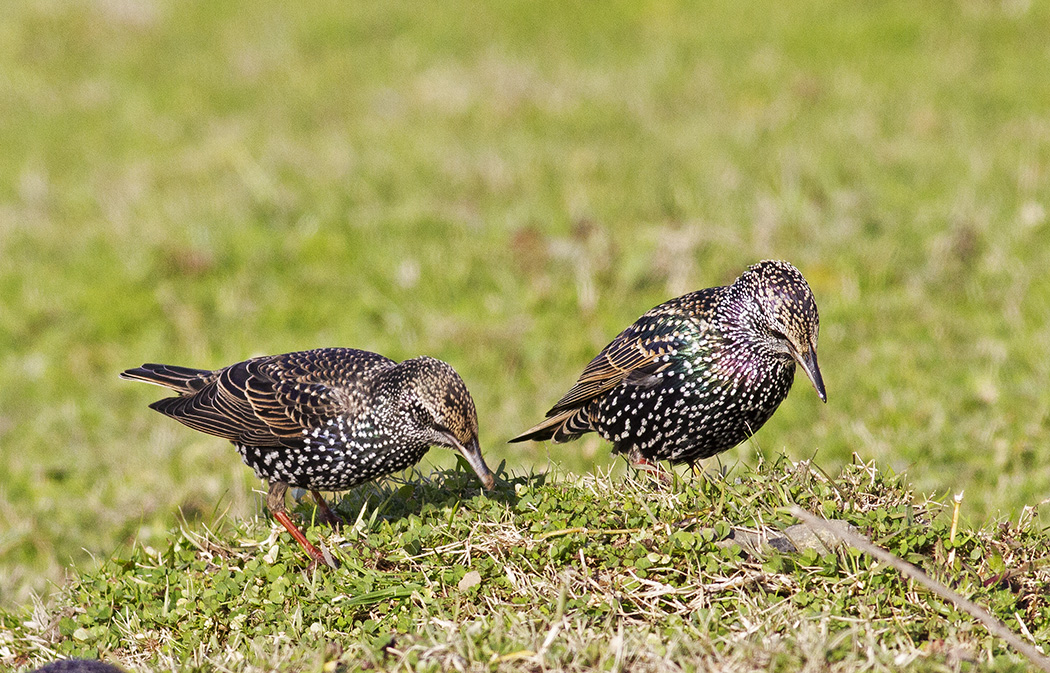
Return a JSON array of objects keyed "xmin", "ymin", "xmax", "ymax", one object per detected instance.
[{"xmin": 290, "ymin": 459, "xmax": 537, "ymax": 532}]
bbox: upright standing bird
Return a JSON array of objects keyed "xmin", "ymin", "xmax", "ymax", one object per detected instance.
[
  {"xmin": 510, "ymin": 260, "xmax": 826, "ymax": 471},
  {"xmin": 122, "ymin": 348, "xmax": 495, "ymax": 567}
]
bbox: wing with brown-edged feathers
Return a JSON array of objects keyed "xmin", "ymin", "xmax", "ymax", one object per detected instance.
[
  {"xmin": 122, "ymin": 348, "xmax": 396, "ymax": 448},
  {"xmin": 510, "ymin": 288, "xmax": 723, "ymax": 443}
]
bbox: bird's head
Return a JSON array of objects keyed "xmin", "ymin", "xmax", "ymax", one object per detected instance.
[
  {"xmin": 728, "ymin": 260, "xmax": 826, "ymax": 403},
  {"xmin": 394, "ymin": 357, "xmax": 496, "ymax": 490}
]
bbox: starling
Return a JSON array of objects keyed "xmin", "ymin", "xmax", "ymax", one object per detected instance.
[
  {"xmin": 122, "ymin": 348, "xmax": 495, "ymax": 566},
  {"xmin": 510, "ymin": 260, "xmax": 826, "ymax": 471}
]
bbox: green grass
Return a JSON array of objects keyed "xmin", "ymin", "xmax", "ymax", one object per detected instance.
[
  {"xmin": 3, "ymin": 460, "xmax": 1048, "ymax": 671},
  {"xmin": 2, "ymin": 0, "xmax": 1050, "ymax": 666}
]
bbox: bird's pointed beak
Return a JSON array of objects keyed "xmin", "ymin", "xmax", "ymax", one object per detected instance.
[
  {"xmin": 794, "ymin": 344, "xmax": 827, "ymax": 403},
  {"xmin": 446, "ymin": 434, "xmax": 496, "ymax": 490}
]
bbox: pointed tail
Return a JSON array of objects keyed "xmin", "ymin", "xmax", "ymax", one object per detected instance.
[
  {"xmin": 508, "ymin": 407, "xmax": 594, "ymax": 444},
  {"xmin": 119, "ymin": 363, "xmax": 215, "ymax": 395}
]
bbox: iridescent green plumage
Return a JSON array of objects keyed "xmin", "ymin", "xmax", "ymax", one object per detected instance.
[
  {"xmin": 511, "ymin": 260, "xmax": 826, "ymax": 467},
  {"xmin": 122, "ymin": 348, "xmax": 495, "ymax": 567}
]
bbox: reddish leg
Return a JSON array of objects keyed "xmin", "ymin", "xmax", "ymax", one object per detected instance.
[
  {"xmin": 268, "ymin": 482, "xmax": 337, "ymax": 568},
  {"xmin": 273, "ymin": 510, "xmax": 328, "ymax": 565},
  {"xmin": 628, "ymin": 451, "xmax": 674, "ymax": 485}
]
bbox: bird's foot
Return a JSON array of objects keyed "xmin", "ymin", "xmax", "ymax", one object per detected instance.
[
  {"xmin": 304, "ymin": 545, "xmax": 340, "ymax": 573},
  {"xmin": 629, "ymin": 456, "xmax": 674, "ymax": 486}
]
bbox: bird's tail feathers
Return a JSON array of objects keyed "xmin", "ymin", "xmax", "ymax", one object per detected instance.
[
  {"xmin": 509, "ymin": 408, "xmax": 593, "ymax": 444},
  {"xmin": 145, "ymin": 394, "xmax": 245, "ymax": 440},
  {"xmin": 120, "ymin": 363, "xmax": 214, "ymax": 394}
]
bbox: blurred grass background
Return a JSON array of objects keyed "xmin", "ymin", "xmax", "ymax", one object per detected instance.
[{"xmin": 2, "ymin": 0, "xmax": 1049, "ymax": 608}]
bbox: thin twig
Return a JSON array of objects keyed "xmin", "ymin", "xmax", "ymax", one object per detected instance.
[
  {"xmin": 536, "ymin": 527, "xmax": 641, "ymax": 541},
  {"xmin": 790, "ymin": 507, "xmax": 1050, "ymax": 673}
]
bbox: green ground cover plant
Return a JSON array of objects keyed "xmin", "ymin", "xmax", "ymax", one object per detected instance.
[{"xmin": 4, "ymin": 460, "xmax": 1048, "ymax": 671}]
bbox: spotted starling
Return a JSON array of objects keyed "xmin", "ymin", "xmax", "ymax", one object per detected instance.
[
  {"xmin": 122, "ymin": 348, "xmax": 495, "ymax": 566},
  {"xmin": 510, "ymin": 260, "xmax": 826, "ymax": 471}
]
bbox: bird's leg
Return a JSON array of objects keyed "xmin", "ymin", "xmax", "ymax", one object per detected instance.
[
  {"xmin": 267, "ymin": 482, "xmax": 336, "ymax": 569},
  {"xmin": 310, "ymin": 490, "xmax": 343, "ymax": 529},
  {"xmin": 627, "ymin": 449, "xmax": 674, "ymax": 485}
]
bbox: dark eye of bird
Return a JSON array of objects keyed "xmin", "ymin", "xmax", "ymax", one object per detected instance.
[{"xmin": 769, "ymin": 328, "xmax": 788, "ymax": 342}]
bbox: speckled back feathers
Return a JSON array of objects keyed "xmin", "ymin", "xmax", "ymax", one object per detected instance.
[
  {"xmin": 511, "ymin": 260, "xmax": 824, "ymax": 465},
  {"xmin": 121, "ymin": 348, "xmax": 481, "ymax": 490}
]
